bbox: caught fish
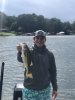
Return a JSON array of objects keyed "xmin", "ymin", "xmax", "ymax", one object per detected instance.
[{"xmin": 20, "ymin": 43, "xmax": 33, "ymax": 79}]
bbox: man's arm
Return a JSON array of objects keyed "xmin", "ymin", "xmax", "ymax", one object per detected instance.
[{"xmin": 49, "ymin": 52, "xmax": 58, "ymax": 98}]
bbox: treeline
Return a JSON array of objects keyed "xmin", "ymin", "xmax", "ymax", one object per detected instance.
[{"xmin": 0, "ymin": 11, "xmax": 75, "ymax": 35}]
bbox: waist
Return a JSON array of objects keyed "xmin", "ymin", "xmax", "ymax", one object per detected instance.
[{"xmin": 24, "ymin": 81, "xmax": 50, "ymax": 91}]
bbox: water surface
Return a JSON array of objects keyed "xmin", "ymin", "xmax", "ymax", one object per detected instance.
[{"xmin": 0, "ymin": 36, "xmax": 75, "ymax": 100}]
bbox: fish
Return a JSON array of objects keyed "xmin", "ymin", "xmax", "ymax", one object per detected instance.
[{"xmin": 20, "ymin": 43, "xmax": 33, "ymax": 79}]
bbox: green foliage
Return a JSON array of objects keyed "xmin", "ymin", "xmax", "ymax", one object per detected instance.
[
  {"xmin": 71, "ymin": 21, "xmax": 75, "ymax": 34},
  {"xmin": 0, "ymin": 32, "xmax": 15, "ymax": 36},
  {"xmin": 0, "ymin": 11, "xmax": 75, "ymax": 35},
  {"xmin": 6, "ymin": 16, "xmax": 16, "ymax": 30}
]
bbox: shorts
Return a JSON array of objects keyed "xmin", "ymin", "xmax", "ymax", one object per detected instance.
[{"xmin": 22, "ymin": 86, "xmax": 51, "ymax": 100}]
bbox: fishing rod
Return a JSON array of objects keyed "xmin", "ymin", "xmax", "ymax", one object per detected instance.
[{"xmin": 0, "ymin": 62, "xmax": 5, "ymax": 100}]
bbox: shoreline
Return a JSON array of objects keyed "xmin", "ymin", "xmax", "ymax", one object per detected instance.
[
  {"xmin": 0, "ymin": 32, "xmax": 16, "ymax": 36},
  {"xmin": 0, "ymin": 32, "xmax": 75, "ymax": 36}
]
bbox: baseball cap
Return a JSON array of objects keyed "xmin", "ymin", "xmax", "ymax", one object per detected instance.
[{"xmin": 34, "ymin": 30, "xmax": 46, "ymax": 37}]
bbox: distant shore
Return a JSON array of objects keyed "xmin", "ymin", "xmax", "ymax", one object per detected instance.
[
  {"xmin": 0, "ymin": 32, "xmax": 16, "ymax": 36},
  {"xmin": 0, "ymin": 32, "xmax": 75, "ymax": 36}
]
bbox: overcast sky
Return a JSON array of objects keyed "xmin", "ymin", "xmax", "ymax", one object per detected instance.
[{"xmin": 0, "ymin": 0, "xmax": 75, "ymax": 22}]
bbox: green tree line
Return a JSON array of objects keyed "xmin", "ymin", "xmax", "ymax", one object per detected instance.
[{"xmin": 0, "ymin": 11, "xmax": 75, "ymax": 35}]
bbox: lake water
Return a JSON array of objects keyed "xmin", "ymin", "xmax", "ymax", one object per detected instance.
[{"xmin": 0, "ymin": 36, "xmax": 75, "ymax": 100}]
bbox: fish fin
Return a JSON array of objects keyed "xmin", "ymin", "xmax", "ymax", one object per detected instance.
[{"xmin": 26, "ymin": 72, "xmax": 33, "ymax": 79}]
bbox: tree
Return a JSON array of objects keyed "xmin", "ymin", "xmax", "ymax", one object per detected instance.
[
  {"xmin": 36, "ymin": 15, "xmax": 45, "ymax": 30},
  {"xmin": 71, "ymin": 21, "xmax": 75, "ymax": 34},
  {"xmin": 62, "ymin": 22, "xmax": 72, "ymax": 35},
  {"xmin": 47, "ymin": 18, "xmax": 62, "ymax": 34},
  {"xmin": 0, "ymin": 12, "xmax": 7, "ymax": 28},
  {"xmin": 6, "ymin": 16, "xmax": 16, "ymax": 30},
  {"xmin": 10, "ymin": 21, "xmax": 18, "ymax": 32}
]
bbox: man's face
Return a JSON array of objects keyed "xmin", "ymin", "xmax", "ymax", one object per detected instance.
[{"xmin": 33, "ymin": 36, "xmax": 46, "ymax": 47}]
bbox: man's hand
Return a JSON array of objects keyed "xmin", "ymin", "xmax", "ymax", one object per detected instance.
[
  {"xmin": 16, "ymin": 44, "xmax": 22, "ymax": 52},
  {"xmin": 52, "ymin": 90, "xmax": 57, "ymax": 99}
]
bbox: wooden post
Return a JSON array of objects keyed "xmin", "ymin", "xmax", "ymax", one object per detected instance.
[{"xmin": 0, "ymin": 62, "xmax": 5, "ymax": 100}]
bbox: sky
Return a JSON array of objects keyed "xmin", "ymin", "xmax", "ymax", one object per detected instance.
[{"xmin": 0, "ymin": 0, "xmax": 75, "ymax": 22}]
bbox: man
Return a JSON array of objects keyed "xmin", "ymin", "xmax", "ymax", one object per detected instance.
[{"xmin": 17, "ymin": 30, "xmax": 57, "ymax": 100}]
